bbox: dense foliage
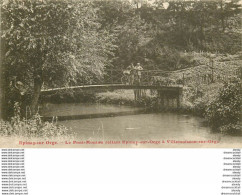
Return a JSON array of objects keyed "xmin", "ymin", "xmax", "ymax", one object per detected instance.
[
  {"xmin": 1, "ymin": 0, "xmax": 114, "ymax": 117},
  {"xmin": 205, "ymin": 79, "xmax": 241, "ymax": 134},
  {"xmin": 96, "ymin": 0, "xmax": 241, "ymax": 71}
]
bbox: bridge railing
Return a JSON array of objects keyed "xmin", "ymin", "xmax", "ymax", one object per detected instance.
[
  {"xmin": 103, "ymin": 69, "xmax": 172, "ymax": 85},
  {"xmin": 104, "ymin": 69, "xmax": 124, "ymax": 84}
]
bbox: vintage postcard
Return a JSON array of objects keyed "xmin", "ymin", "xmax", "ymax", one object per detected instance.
[{"xmin": 0, "ymin": 0, "xmax": 241, "ymax": 148}]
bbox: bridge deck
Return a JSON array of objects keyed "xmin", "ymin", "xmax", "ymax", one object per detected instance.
[{"xmin": 41, "ymin": 84, "xmax": 183, "ymax": 94}]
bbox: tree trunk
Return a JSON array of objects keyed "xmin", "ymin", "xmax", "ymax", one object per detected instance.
[
  {"xmin": 220, "ymin": 0, "xmax": 225, "ymax": 32},
  {"xmin": 30, "ymin": 76, "xmax": 42, "ymax": 115},
  {"xmin": 0, "ymin": 35, "xmax": 7, "ymax": 120},
  {"xmin": 0, "ymin": 72, "xmax": 7, "ymax": 120},
  {"xmin": 221, "ymin": 17, "xmax": 225, "ymax": 32},
  {"xmin": 30, "ymin": 45, "xmax": 43, "ymax": 116}
]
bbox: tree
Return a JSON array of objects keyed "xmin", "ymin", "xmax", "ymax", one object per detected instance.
[
  {"xmin": 1, "ymin": 0, "xmax": 114, "ymax": 118},
  {"xmin": 96, "ymin": 0, "xmax": 152, "ymax": 70}
]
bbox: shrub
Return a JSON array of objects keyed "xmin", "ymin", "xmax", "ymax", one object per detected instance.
[
  {"xmin": 205, "ymin": 78, "xmax": 241, "ymax": 134},
  {"xmin": 0, "ymin": 102, "xmax": 73, "ymax": 138}
]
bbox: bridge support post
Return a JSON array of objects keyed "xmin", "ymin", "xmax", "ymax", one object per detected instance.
[
  {"xmin": 157, "ymin": 91, "xmax": 165, "ymax": 109},
  {"xmin": 161, "ymin": 93, "xmax": 165, "ymax": 108},
  {"xmin": 183, "ymin": 73, "xmax": 185, "ymax": 86},
  {"xmin": 165, "ymin": 96, "xmax": 169, "ymax": 109},
  {"xmin": 157, "ymin": 91, "xmax": 161, "ymax": 106},
  {"xmin": 111, "ymin": 70, "xmax": 113, "ymax": 84},
  {"xmin": 176, "ymin": 88, "xmax": 183, "ymax": 108}
]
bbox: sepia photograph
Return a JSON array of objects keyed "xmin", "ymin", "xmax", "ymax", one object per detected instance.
[{"xmin": 0, "ymin": 0, "xmax": 241, "ymax": 148}]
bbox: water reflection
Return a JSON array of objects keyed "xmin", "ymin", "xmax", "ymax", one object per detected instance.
[{"xmin": 41, "ymin": 103, "xmax": 241, "ymax": 144}]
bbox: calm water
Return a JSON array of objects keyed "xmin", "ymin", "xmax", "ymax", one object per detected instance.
[
  {"xmin": 40, "ymin": 103, "xmax": 240, "ymax": 144},
  {"xmin": 40, "ymin": 102, "xmax": 143, "ymax": 117}
]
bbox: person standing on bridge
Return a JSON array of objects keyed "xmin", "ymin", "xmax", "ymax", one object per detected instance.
[
  {"xmin": 134, "ymin": 63, "xmax": 143, "ymax": 85},
  {"xmin": 123, "ymin": 63, "xmax": 134, "ymax": 85},
  {"xmin": 128, "ymin": 63, "xmax": 135, "ymax": 85},
  {"xmin": 133, "ymin": 63, "xmax": 144, "ymax": 100}
]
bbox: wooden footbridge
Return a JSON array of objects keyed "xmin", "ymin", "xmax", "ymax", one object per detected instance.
[
  {"xmin": 41, "ymin": 69, "xmax": 183, "ymax": 94},
  {"xmin": 41, "ymin": 83, "xmax": 183, "ymax": 108},
  {"xmin": 41, "ymin": 84, "xmax": 182, "ymax": 93},
  {"xmin": 40, "ymin": 68, "xmax": 196, "ymax": 108}
]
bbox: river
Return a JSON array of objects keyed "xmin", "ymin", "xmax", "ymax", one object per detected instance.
[{"xmin": 40, "ymin": 103, "xmax": 241, "ymax": 145}]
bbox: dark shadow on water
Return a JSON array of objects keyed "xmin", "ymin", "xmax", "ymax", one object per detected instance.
[{"xmin": 42, "ymin": 109, "xmax": 150, "ymax": 122}]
